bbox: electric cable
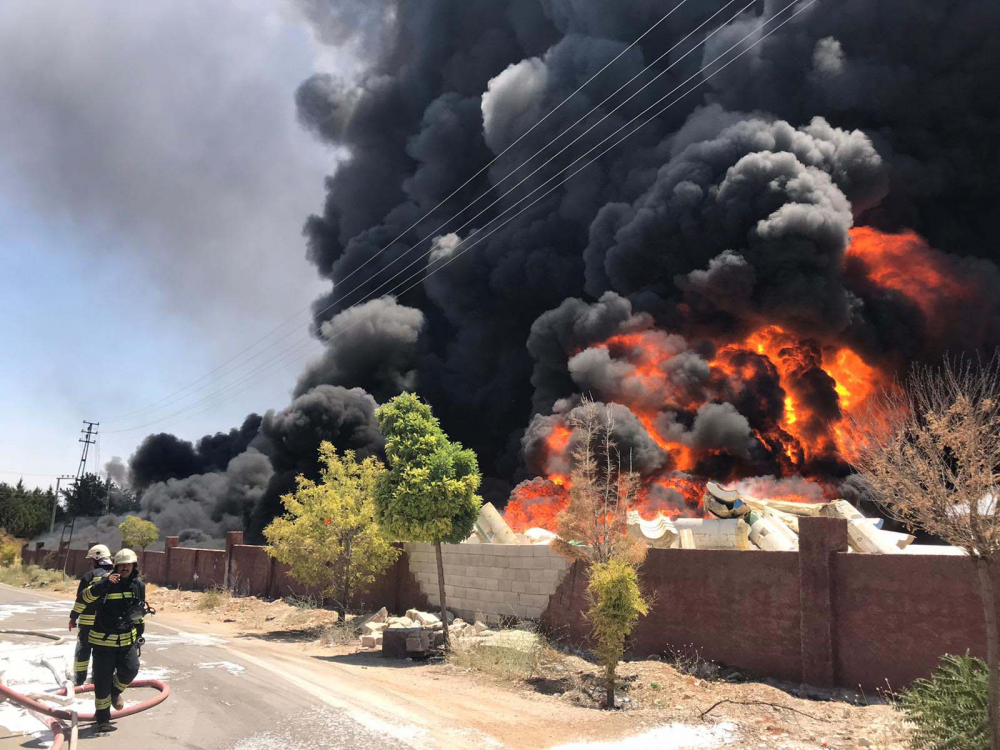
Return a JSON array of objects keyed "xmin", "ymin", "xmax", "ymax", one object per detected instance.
[
  {"xmin": 102, "ymin": 0, "xmax": 815, "ymax": 436},
  {"xmin": 102, "ymin": 0, "xmax": 700, "ymax": 425},
  {"xmin": 101, "ymin": 0, "xmax": 757, "ymax": 431}
]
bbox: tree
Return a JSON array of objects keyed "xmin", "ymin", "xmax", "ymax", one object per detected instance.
[
  {"xmin": 553, "ymin": 400, "xmax": 648, "ymax": 566},
  {"xmin": 62, "ymin": 473, "xmax": 112, "ymax": 517},
  {"xmin": 848, "ymin": 355, "xmax": 1000, "ymax": 749},
  {"xmin": 0, "ymin": 482, "xmax": 54, "ymax": 539},
  {"xmin": 264, "ymin": 443, "xmax": 399, "ymax": 619},
  {"xmin": 119, "ymin": 516, "xmax": 159, "ymax": 552},
  {"xmin": 588, "ymin": 558, "xmax": 649, "ymax": 709},
  {"xmin": 552, "ymin": 399, "xmax": 649, "ymax": 707},
  {"xmin": 373, "ymin": 393, "xmax": 481, "ymax": 647}
]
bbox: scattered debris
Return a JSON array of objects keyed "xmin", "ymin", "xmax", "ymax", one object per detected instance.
[{"xmin": 361, "ymin": 609, "xmax": 492, "ymax": 654}]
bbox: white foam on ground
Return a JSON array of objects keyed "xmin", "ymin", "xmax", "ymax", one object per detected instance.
[
  {"xmin": 146, "ymin": 631, "xmax": 228, "ymax": 648},
  {"xmin": 0, "ymin": 600, "xmax": 70, "ymax": 622},
  {"xmin": 546, "ymin": 722, "xmax": 737, "ymax": 750},
  {"xmin": 197, "ymin": 661, "xmax": 246, "ymax": 676},
  {"xmin": 230, "ymin": 707, "xmax": 435, "ymax": 750},
  {"xmin": 0, "ymin": 638, "xmax": 90, "ymax": 738}
]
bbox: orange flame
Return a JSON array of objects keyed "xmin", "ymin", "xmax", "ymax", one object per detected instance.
[
  {"xmin": 505, "ymin": 478, "xmax": 569, "ymax": 533},
  {"xmin": 503, "ymin": 227, "xmax": 975, "ymax": 531}
]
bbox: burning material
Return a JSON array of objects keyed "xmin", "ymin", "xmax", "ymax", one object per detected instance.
[{"xmin": 623, "ymin": 481, "xmax": 921, "ymax": 554}]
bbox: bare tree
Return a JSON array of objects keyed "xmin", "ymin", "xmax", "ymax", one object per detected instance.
[
  {"xmin": 848, "ymin": 355, "xmax": 1000, "ymax": 749},
  {"xmin": 551, "ymin": 398, "xmax": 649, "ymax": 709},
  {"xmin": 552, "ymin": 398, "xmax": 647, "ymax": 566}
]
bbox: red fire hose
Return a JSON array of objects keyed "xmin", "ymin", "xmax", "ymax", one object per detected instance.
[
  {"xmin": 0, "ymin": 627, "xmax": 169, "ymax": 750},
  {"xmin": 0, "ymin": 679, "xmax": 170, "ymax": 722}
]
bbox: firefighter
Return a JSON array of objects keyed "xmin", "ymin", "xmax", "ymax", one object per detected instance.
[
  {"xmin": 68, "ymin": 544, "xmax": 113, "ymax": 686},
  {"xmin": 81, "ymin": 548, "xmax": 146, "ymax": 732}
]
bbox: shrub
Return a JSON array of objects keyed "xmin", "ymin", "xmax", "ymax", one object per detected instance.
[
  {"xmin": 587, "ymin": 558, "xmax": 649, "ymax": 709},
  {"xmin": 0, "ymin": 529, "xmax": 22, "ymax": 567},
  {"xmin": 901, "ymin": 653, "xmax": 988, "ymax": 750},
  {"xmin": 197, "ymin": 586, "xmax": 232, "ymax": 612}
]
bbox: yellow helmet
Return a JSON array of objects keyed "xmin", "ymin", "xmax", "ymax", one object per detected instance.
[
  {"xmin": 114, "ymin": 548, "xmax": 138, "ymax": 565},
  {"xmin": 86, "ymin": 544, "xmax": 111, "ymax": 561}
]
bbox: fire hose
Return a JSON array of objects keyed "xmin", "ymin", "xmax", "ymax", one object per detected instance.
[{"xmin": 0, "ymin": 630, "xmax": 169, "ymax": 750}]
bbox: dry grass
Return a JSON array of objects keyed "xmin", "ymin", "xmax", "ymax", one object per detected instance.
[
  {"xmin": 664, "ymin": 642, "xmax": 723, "ymax": 681},
  {"xmin": 196, "ymin": 586, "xmax": 233, "ymax": 612},
  {"xmin": 0, "ymin": 563, "xmax": 69, "ymax": 588},
  {"xmin": 319, "ymin": 620, "xmax": 360, "ymax": 647},
  {"xmin": 447, "ymin": 625, "xmax": 548, "ymax": 682}
]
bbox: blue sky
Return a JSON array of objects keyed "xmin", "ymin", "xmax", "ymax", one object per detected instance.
[{"xmin": 0, "ymin": 1, "xmax": 348, "ymax": 488}]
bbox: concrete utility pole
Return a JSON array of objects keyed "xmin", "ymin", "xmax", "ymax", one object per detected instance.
[{"xmin": 49, "ymin": 474, "xmax": 74, "ymax": 534}]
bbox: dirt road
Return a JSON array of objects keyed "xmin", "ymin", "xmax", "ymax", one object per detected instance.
[{"xmin": 0, "ymin": 584, "xmax": 502, "ymax": 749}]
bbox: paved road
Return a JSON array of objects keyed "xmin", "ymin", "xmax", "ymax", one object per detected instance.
[{"xmin": 0, "ymin": 584, "xmax": 439, "ymax": 750}]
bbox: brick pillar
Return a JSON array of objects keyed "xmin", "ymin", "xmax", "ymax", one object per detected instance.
[
  {"xmin": 799, "ymin": 516, "xmax": 848, "ymax": 687},
  {"xmin": 224, "ymin": 531, "xmax": 243, "ymax": 590},
  {"xmin": 164, "ymin": 536, "xmax": 179, "ymax": 588}
]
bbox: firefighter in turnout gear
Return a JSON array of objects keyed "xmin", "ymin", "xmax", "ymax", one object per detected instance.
[
  {"xmin": 82, "ymin": 548, "xmax": 147, "ymax": 732},
  {"xmin": 69, "ymin": 544, "xmax": 114, "ymax": 686}
]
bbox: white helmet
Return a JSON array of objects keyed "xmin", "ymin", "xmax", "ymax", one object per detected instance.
[
  {"xmin": 114, "ymin": 548, "xmax": 138, "ymax": 566},
  {"xmin": 86, "ymin": 544, "xmax": 111, "ymax": 561}
]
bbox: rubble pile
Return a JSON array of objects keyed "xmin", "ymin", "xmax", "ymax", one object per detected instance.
[{"xmin": 358, "ymin": 607, "xmax": 491, "ymax": 653}]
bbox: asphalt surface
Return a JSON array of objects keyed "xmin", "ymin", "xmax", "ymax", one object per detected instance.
[{"xmin": 0, "ymin": 584, "xmax": 435, "ymax": 750}]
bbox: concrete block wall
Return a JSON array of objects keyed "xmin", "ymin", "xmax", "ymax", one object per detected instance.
[{"xmin": 405, "ymin": 542, "xmax": 571, "ymax": 623}]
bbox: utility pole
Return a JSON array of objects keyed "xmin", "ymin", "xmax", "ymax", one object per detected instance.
[
  {"xmin": 60, "ymin": 420, "xmax": 98, "ymax": 573},
  {"xmin": 49, "ymin": 474, "xmax": 74, "ymax": 534}
]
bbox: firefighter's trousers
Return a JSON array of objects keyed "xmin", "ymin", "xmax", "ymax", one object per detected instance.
[
  {"xmin": 73, "ymin": 628, "xmax": 93, "ymax": 686},
  {"xmin": 91, "ymin": 642, "xmax": 139, "ymax": 723}
]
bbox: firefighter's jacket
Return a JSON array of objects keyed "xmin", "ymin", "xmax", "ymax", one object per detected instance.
[
  {"xmin": 81, "ymin": 571, "xmax": 146, "ymax": 648},
  {"xmin": 69, "ymin": 562, "xmax": 114, "ymax": 628}
]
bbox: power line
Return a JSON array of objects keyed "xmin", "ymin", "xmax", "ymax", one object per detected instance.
[
  {"xmin": 0, "ymin": 469, "xmax": 63, "ymax": 478},
  {"xmin": 102, "ymin": 0, "xmax": 815, "ymax": 436},
  {"xmin": 103, "ymin": 0, "xmax": 699, "ymax": 426},
  {"xmin": 103, "ymin": 0, "xmax": 749, "ymax": 429}
]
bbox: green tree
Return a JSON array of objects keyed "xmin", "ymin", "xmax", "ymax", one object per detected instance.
[
  {"xmin": 373, "ymin": 393, "xmax": 481, "ymax": 647},
  {"xmin": 588, "ymin": 558, "xmax": 649, "ymax": 709},
  {"xmin": 0, "ymin": 481, "xmax": 54, "ymax": 539},
  {"xmin": 264, "ymin": 443, "xmax": 399, "ymax": 619},
  {"xmin": 62, "ymin": 473, "xmax": 112, "ymax": 517},
  {"xmin": 118, "ymin": 516, "xmax": 159, "ymax": 551}
]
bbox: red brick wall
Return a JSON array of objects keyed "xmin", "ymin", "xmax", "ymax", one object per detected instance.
[
  {"xmin": 230, "ymin": 545, "xmax": 272, "ymax": 595},
  {"xmin": 195, "ymin": 549, "xmax": 226, "ymax": 589},
  {"xmin": 833, "ymin": 552, "xmax": 990, "ymax": 690},
  {"xmin": 167, "ymin": 547, "xmax": 197, "ymax": 588},
  {"xmin": 543, "ymin": 549, "xmax": 803, "ymax": 682},
  {"xmin": 141, "ymin": 550, "xmax": 167, "ymax": 584},
  {"xmin": 542, "ymin": 519, "xmax": 989, "ymax": 691}
]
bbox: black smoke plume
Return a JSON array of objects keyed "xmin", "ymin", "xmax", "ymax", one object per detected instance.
[{"xmin": 110, "ymin": 0, "xmax": 1000, "ymax": 540}]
